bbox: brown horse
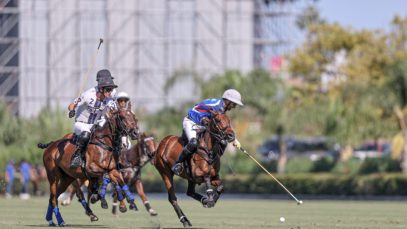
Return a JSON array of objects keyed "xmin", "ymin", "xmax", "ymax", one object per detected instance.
[
  {"xmin": 107, "ymin": 133, "xmax": 159, "ymax": 216},
  {"xmin": 58, "ymin": 134, "xmax": 159, "ymax": 216},
  {"xmin": 40, "ymin": 104, "xmax": 139, "ymax": 226},
  {"xmin": 154, "ymin": 111, "xmax": 235, "ymax": 227}
]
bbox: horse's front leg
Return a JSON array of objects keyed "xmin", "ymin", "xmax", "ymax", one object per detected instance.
[
  {"xmin": 135, "ymin": 178, "xmax": 157, "ymax": 216},
  {"xmin": 108, "ymin": 169, "xmax": 138, "ymax": 212},
  {"xmin": 211, "ymin": 176, "xmax": 223, "ymax": 204},
  {"xmin": 204, "ymin": 176, "xmax": 215, "ymax": 208},
  {"xmin": 186, "ymin": 180, "xmax": 207, "ymax": 207}
]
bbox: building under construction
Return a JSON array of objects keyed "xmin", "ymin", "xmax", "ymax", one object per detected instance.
[{"xmin": 0, "ymin": 0, "xmax": 309, "ymax": 117}]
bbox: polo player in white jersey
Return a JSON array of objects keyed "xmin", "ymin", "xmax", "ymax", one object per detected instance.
[{"xmin": 67, "ymin": 69, "xmax": 118, "ymax": 168}]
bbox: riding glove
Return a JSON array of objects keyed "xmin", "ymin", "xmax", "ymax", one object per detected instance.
[
  {"xmin": 68, "ymin": 110, "xmax": 76, "ymax": 118},
  {"xmin": 233, "ymin": 139, "xmax": 241, "ymax": 149}
]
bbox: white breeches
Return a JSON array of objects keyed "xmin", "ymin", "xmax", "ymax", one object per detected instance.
[
  {"xmin": 183, "ymin": 116, "xmax": 203, "ymax": 141},
  {"xmin": 74, "ymin": 122, "xmax": 94, "ymax": 135}
]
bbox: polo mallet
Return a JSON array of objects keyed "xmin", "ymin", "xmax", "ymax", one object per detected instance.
[
  {"xmin": 238, "ymin": 146, "xmax": 303, "ymax": 205},
  {"xmin": 77, "ymin": 38, "xmax": 104, "ymax": 98}
]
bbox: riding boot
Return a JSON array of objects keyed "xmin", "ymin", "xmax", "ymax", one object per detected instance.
[
  {"xmin": 171, "ymin": 138, "xmax": 198, "ymax": 175},
  {"xmin": 70, "ymin": 132, "xmax": 90, "ymax": 168},
  {"xmin": 171, "ymin": 149, "xmax": 189, "ymax": 175}
]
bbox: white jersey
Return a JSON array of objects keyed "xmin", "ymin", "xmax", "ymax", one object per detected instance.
[{"xmin": 73, "ymin": 87, "xmax": 117, "ymax": 124}]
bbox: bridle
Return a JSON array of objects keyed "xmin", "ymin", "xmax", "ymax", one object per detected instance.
[
  {"xmin": 206, "ymin": 114, "xmax": 234, "ymax": 146},
  {"xmin": 140, "ymin": 136, "xmax": 155, "ymax": 159}
]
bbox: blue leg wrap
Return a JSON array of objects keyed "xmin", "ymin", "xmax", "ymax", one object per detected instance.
[
  {"xmin": 80, "ymin": 199, "xmax": 88, "ymax": 209},
  {"xmin": 115, "ymin": 185, "xmax": 124, "ymax": 201},
  {"xmin": 53, "ymin": 207, "xmax": 64, "ymax": 225},
  {"xmin": 122, "ymin": 184, "xmax": 134, "ymax": 201},
  {"xmin": 99, "ymin": 177, "xmax": 110, "ymax": 199},
  {"xmin": 45, "ymin": 203, "xmax": 53, "ymax": 221}
]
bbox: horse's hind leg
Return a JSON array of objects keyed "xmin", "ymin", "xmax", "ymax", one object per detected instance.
[
  {"xmin": 186, "ymin": 181, "xmax": 207, "ymax": 207},
  {"xmin": 45, "ymin": 167, "xmax": 67, "ymax": 226},
  {"xmin": 72, "ymin": 179, "xmax": 98, "ymax": 222},
  {"xmin": 135, "ymin": 178, "xmax": 157, "ymax": 216},
  {"xmin": 161, "ymin": 173, "xmax": 192, "ymax": 227},
  {"xmin": 45, "ymin": 172, "xmax": 58, "ymax": 226}
]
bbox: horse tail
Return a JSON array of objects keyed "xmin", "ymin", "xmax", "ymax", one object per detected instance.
[{"xmin": 37, "ymin": 142, "xmax": 53, "ymax": 149}]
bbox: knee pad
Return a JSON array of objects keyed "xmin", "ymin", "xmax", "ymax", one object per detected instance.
[
  {"xmin": 186, "ymin": 138, "xmax": 198, "ymax": 153},
  {"xmin": 79, "ymin": 132, "xmax": 90, "ymax": 145}
]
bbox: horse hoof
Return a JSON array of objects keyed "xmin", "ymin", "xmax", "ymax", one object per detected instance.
[
  {"xmin": 119, "ymin": 206, "xmax": 127, "ymax": 213},
  {"xmin": 129, "ymin": 202, "xmax": 138, "ymax": 211},
  {"xmin": 149, "ymin": 209, "xmax": 158, "ymax": 216},
  {"xmin": 206, "ymin": 201, "xmax": 215, "ymax": 208},
  {"xmin": 181, "ymin": 218, "xmax": 192, "ymax": 228},
  {"xmin": 101, "ymin": 199, "xmax": 108, "ymax": 209},
  {"xmin": 90, "ymin": 194, "xmax": 100, "ymax": 204},
  {"xmin": 48, "ymin": 222, "xmax": 56, "ymax": 227},
  {"xmin": 112, "ymin": 207, "xmax": 117, "ymax": 215},
  {"xmin": 58, "ymin": 222, "xmax": 66, "ymax": 227},
  {"xmin": 90, "ymin": 215, "xmax": 99, "ymax": 222}
]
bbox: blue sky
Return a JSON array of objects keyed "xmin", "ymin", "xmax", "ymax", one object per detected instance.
[{"xmin": 317, "ymin": 0, "xmax": 407, "ymax": 30}]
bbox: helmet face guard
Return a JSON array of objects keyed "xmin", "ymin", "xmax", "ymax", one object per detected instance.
[
  {"xmin": 116, "ymin": 92, "xmax": 131, "ymax": 109},
  {"xmin": 222, "ymin": 89, "xmax": 243, "ymax": 106}
]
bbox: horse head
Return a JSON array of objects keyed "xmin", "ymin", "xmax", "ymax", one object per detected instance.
[
  {"xmin": 207, "ymin": 111, "xmax": 235, "ymax": 145},
  {"xmin": 139, "ymin": 133, "xmax": 157, "ymax": 159},
  {"xmin": 105, "ymin": 102, "xmax": 139, "ymax": 140}
]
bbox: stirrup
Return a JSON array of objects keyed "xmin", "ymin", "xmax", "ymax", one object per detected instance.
[
  {"xmin": 70, "ymin": 155, "xmax": 82, "ymax": 168},
  {"xmin": 171, "ymin": 163, "xmax": 183, "ymax": 176}
]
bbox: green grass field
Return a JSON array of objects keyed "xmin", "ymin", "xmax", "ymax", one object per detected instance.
[{"xmin": 0, "ymin": 196, "xmax": 405, "ymax": 229}]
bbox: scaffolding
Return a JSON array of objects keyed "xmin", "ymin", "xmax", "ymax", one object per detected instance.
[
  {"xmin": 0, "ymin": 0, "xmax": 19, "ymax": 114},
  {"xmin": 0, "ymin": 0, "xmax": 308, "ymax": 117}
]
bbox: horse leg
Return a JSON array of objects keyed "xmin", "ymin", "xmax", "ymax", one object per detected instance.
[
  {"xmin": 186, "ymin": 180, "xmax": 207, "ymax": 207},
  {"xmin": 108, "ymin": 170, "xmax": 137, "ymax": 212},
  {"xmin": 135, "ymin": 178, "xmax": 157, "ymax": 216},
  {"xmin": 88, "ymin": 178, "xmax": 100, "ymax": 204},
  {"xmin": 99, "ymin": 175, "xmax": 110, "ymax": 209},
  {"xmin": 161, "ymin": 173, "xmax": 192, "ymax": 227},
  {"xmin": 111, "ymin": 191, "xmax": 118, "ymax": 215},
  {"xmin": 204, "ymin": 176, "xmax": 215, "ymax": 208},
  {"xmin": 45, "ymin": 171, "xmax": 58, "ymax": 226},
  {"xmin": 72, "ymin": 180, "xmax": 98, "ymax": 222},
  {"xmin": 53, "ymin": 175, "xmax": 76, "ymax": 226},
  {"xmin": 211, "ymin": 177, "xmax": 223, "ymax": 204}
]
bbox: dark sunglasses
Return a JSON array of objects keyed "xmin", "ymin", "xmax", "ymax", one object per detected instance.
[
  {"xmin": 103, "ymin": 87, "xmax": 114, "ymax": 93},
  {"xmin": 118, "ymin": 98, "xmax": 129, "ymax": 102}
]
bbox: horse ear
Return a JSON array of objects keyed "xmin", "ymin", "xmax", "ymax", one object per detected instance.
[
  {"xmin": 105, "ymin": 108, "xmax": 112, "ymax": 119},
  {"xmin": 209, "ymin": 110, "xmax": 219, "ymax": 116}
]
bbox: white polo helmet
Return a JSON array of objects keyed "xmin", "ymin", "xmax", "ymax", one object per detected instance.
[
  {"xmin": 116, "ymin": 91, "xmax": 130, "ymax": 100},
  {"xmin": 222, "ymin": 89, "xmax": 243, "ymax": 106}
]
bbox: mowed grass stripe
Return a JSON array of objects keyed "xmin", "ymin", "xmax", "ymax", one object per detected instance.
[{"xmin": 0, "ymin": 197, "xmax": 405, "ymax": 229}]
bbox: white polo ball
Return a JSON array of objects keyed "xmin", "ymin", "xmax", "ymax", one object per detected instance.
[{"xmin": 279, "ymin": 217, "xmax": 285, "ymax": 222}]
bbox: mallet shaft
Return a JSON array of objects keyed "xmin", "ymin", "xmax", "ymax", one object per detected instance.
[{"xmin": 239, "ymin": 147, "xmax": 301, "ymax": 204}]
